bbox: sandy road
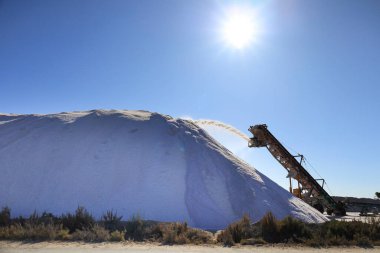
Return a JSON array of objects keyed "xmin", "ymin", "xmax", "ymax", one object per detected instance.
[{"xmin": 0, "ymin": 241, "xmax": 379, "ymax": 253}]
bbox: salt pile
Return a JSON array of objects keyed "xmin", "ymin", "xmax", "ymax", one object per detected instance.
[{"xmin": 0, "ymin": 110, "xmax": 327, "ymax": 229}]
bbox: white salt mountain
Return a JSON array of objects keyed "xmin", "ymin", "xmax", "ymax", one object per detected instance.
[{"xmin": 0, "ymin": 110, "xmax": 327, "ymax": 229}]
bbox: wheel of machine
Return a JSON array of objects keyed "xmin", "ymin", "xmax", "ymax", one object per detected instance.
[
  {"xmin": 326, "ymin": 208, "xmax": 333, "ymax": 215},
  {"xmin": 334, "ymin": 201, "xmax": 346, "ymax": 216},
  {"xmin": 313, "ymin": 203, "xmax": 324, "ymax": 214}
]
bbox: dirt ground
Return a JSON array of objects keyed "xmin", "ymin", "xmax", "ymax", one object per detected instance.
[{"xmin": 0, "ymin": 241, "xmax": 379, "ymax": 253}]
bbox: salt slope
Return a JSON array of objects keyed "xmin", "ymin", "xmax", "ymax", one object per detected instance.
[{"xmin": 0, "ymin": 110, "xmax": 327, "ymax": 229}]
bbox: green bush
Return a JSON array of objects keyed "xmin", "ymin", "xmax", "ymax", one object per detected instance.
[
  {"xmin": 125, "ymin": 215, "xmax": 145, "ymax": 241},
  {"xmin": 305, "ymin": 237, "xmax": 325, "ymax": 247},
  {"xmin": 216, "ymin": 214, "xmax": 254, "ymax": 245},
  {"xmin": 38, "ymin": 212, "xmax": 57, "ymax": 225},
  {"xmin": 101, "ymin": 210, "xmax": 122, "ymax": 232},
  {"xmin": 0, "ymin": 207, "xmax": 11, "ymax": 227},
  {"xmin": 279, "ymin": 216, "xmax": 311, "ymax": 242},
  {"xmin": 229, "ymin": 214, "xmax": 253, "ymax": 243},
  {"xmin": 304, "ymin": 217, "xmax": 380, "ymax": 247},
  {"xmin": 261, "ymin": 212, "xmax": 279, "ymax": 243},
  {"xmin": 27, "ymin": 211, "xmax": 40, "ymax": 226},
  {"xmin": 326, "ymin": 220, "xmax": 347, "ymax": 240},
  {"xmin": 367, "ymin": 217, "xmax": 380, "ymax": 241},
  {"xmin": 11, "ymin": 216, "xmax": 26, "ymax": 226},
  {"xmin": 354, "ymin": 234, "xmax": 373, "ymax": 248},
  {"xmin": 327, "ymin": 236, "xmax": 350, "ymax": 246},
  {"xmin": 61, "ymin": 206, "xmax": 95, "ymax": 233}
]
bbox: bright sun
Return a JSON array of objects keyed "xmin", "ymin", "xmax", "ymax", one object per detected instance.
[{"xmin": 221, "ymin": 8, "xmax": 258, "ymax": 49}]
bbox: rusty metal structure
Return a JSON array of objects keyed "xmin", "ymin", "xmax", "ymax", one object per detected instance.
[{"xmin": 248, "ymin": 124, "xmax": 345, "ymax": 215}]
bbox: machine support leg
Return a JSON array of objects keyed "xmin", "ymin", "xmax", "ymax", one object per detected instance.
[{"xmin": 297, "ymin": 180, "xmax": 301, "ymax": 198}]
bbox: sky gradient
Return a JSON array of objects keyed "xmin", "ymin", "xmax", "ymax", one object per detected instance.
[{"xmin": 1, "ymin": 0, "xmax": 379, "ymax": 198}]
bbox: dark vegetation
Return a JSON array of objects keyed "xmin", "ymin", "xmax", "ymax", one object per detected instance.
[
  {"xmin": 217, "ymin": 212, "xmax": 380, "ymax": 248},
  {"xmin": 1, "ymin": 206, "xmax": 379, "ymax": 247},
  {"xmin": 0, "ymin": 207, "xmax": 212, "ymax": 244}
]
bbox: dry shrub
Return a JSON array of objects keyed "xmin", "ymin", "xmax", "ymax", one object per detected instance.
[
  {"xmin": 92, "ymin": 225, "xmax": 111, "ymax": 241},
  {"xmin": 240, "ymin": 238, "xmax": 266, "ymax": 245},
  {"xmin": 110, "ymin": 230, "xmax": 125, "ymax": 241},
  {"xmin": 0, "ymin": 223, "xmax": 69, "ymax": 241},
  {"xmin": 162, "ymin": 222, "xmax": 189, "ymax": 245},
  {"xmin": 26, "ymin": 223, "xmax": 59, "ymax": 241},
  {"xmin": 0, "ymin": 224, "xmax": 26, "ymax": 240},
  {"xmin": 185, "ymin": 228, "xmax": 213, "ymax": 244},
  {"xmin": 71, "ymin": 225, "xmax": 110, "ymax": 242},
  {"xmin": 217, "ymin": 229, "xmax": 234, "ymax": 246},
  {"xmin": 144, "ymin": 223, "xmax": 164, "ymax": 241},
  {"xmin": 163, "ymin": 230, "xmax": 188, "ymax": 245},
  {"xmin": 160, "ymin": 222, "xmax": 212, "ymax": 245},
  {"xmin": 56, "ymin": 228, "xmax": 71, "ymax": 240},
  {"xmin": 71, "ymin": 229, "xmax": 96, "ymax": 241}
]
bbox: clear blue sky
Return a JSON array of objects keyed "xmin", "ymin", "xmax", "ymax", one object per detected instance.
[{"xmin": 1, "ymin": 0, "xmax": 379, "ymax": 198}]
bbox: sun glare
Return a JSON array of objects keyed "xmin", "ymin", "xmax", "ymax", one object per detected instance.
[{"xmin": 221, "ymin": 7, "xmax": 258, "ymax": 49}]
